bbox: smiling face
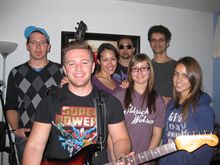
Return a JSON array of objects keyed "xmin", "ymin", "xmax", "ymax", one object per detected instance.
[
  {"xmin": 173, "ymin": 63, "xmax": 191, "ymax": 100},
  {"xmin": 150, "ymin": 32, "xmax": 169, "ymax": 55},
  {"xmin": 63, "ymin": 49, "xmax": 95, "ymax": 91},
  {"xmin": 131, "ymin": 60, "xmax": 150, "ymax": 86},
  {"xmin": 118, "ymin": 38, "xmax": 135, "ymax": 60},
  {"xmin": 97, "ymin": 49, "xmax": 117, "ymax": 76}
]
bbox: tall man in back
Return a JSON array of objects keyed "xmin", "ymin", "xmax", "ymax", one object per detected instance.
[
  {"xmin": 5, "ymin": 25, "xmax": 63, "ymax": 164},
  {"xmin": 147, "ymin": 25, "xmax": 176, "ymax": 104}
]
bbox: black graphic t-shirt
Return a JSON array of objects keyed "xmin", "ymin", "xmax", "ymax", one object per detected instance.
[{"xmin": 34, "ymin": 85, "xmax": 124, "ymax": 164}]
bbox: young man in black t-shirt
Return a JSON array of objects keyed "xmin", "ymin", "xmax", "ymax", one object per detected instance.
[{"xmin": 23, "ymin": 40, "xmax": 131, "ymax": 165}]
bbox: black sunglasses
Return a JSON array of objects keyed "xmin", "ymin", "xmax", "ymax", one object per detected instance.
[{"xmin": 119, "ymin": 44, "xmax": 132, "ymax": 49}]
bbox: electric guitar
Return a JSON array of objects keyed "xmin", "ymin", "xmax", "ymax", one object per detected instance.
[{"xmin": 41, "ymin": 134, "xmax": 219, "ymax": 165}]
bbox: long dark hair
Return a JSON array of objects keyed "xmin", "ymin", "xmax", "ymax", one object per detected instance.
[
  {"xmin": 173, "ymin": 56, "xmax": 202, "ymax": 120},
  {"xmin": 95, "ymin": 43, "xmax": 119, "ymax": 73},
  {"xmin": 124, "ymin": 54, "xmax": 157, "ymax": 113}
]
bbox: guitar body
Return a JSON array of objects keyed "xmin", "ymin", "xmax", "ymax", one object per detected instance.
[{"xmin": 41, "ymin": 144, "xmax": 100, "ymax": 165}]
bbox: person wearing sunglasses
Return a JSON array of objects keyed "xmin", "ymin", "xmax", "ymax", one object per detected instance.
[
  {"xmin": 108, "ymin": 54, "xmax": 166, "ymax": 164},
  {"xmin": 147, "ymin": 25, "xmax": 176, "ymax": 105},
  {"xmin": 113, "ymin": 37, "xmax": 135, "ymax": 83}
]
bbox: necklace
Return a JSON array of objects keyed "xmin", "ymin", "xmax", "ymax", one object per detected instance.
[{"xmin": 96, "ymin": 76, "xmax": 112, "ymax": 81}]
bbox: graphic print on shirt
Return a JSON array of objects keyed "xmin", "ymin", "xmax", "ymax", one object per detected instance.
[
  {"xmin": 125, "ymin": 104, "xmax": 154, "ymax": 125},
  {"xmin": 53, "ymin": 106, "xmax": 97, "ymax": 157},
  {"xmin": 166, "ymin": 111, "xmax": 187, "ymax": 143}
]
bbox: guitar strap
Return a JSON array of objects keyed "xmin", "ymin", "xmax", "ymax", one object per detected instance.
[{"xmin": 94, "ymin": 89, "xmax": 107, "ymax": 151}]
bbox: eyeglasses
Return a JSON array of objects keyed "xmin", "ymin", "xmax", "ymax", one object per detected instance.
[
  {"xmin": 131, "ymin": 66, "xmax": 150, "ymax": 73},
  {"xmin": 119, "ymin": 44, "xmax": 132, "ymax": 50},
  {"xmin": 29, "ymin": 40, "xmax": 48, "ymax": 47},
  {"xmin": 150, "ymin": 38, "xmax": 166, "ymax": 44}
]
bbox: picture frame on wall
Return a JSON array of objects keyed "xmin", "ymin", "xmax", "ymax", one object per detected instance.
[{"xmin": 61, "ymin": 31, "xmax": 140, "ymax": 63}]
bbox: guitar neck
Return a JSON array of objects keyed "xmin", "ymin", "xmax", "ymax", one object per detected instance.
[
  {"xmin": 105, "ymin": 142, "xmax": 177, "ymax": 165},
  {"xmin": 40, "ymin": 134, "xmax": 218, "ymax": 165}
]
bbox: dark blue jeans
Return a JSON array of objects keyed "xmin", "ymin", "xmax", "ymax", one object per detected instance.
[{"xmin": 15, "ymin": 136, "xmax": 26, "ymax": 165}]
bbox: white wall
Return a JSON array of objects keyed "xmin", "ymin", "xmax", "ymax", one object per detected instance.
[{"xmin": 0, "ymin": 0, "xmax": 214, "ymax": 164}]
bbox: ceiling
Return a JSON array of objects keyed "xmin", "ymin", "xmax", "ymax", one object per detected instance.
[{"xmin": 120, "ymin": 0, "xmax": 220, "ymax": 13}]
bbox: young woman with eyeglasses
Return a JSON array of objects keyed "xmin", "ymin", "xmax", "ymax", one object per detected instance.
[{"xmin": 109, "ymin": 53, "xmax": 166, "ymax": 164}]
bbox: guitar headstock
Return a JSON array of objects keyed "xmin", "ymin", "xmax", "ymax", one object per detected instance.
[
  {"xmin": 175, "ymin": 134, "xmax": 219, "ymax": 152},
  {"xmin": 74, "ymin": 21, "xmax": 87, "ymax": 41}
]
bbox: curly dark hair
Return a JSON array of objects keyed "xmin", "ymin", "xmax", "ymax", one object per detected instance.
[{"xmin": 147, "ymin": 25, "xmax": 172, "ymax": 42}]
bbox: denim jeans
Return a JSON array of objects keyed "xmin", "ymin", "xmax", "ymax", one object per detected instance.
[{"xmin": 15, "ymin": 136, "xmax": 26, "ymax": 165}]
